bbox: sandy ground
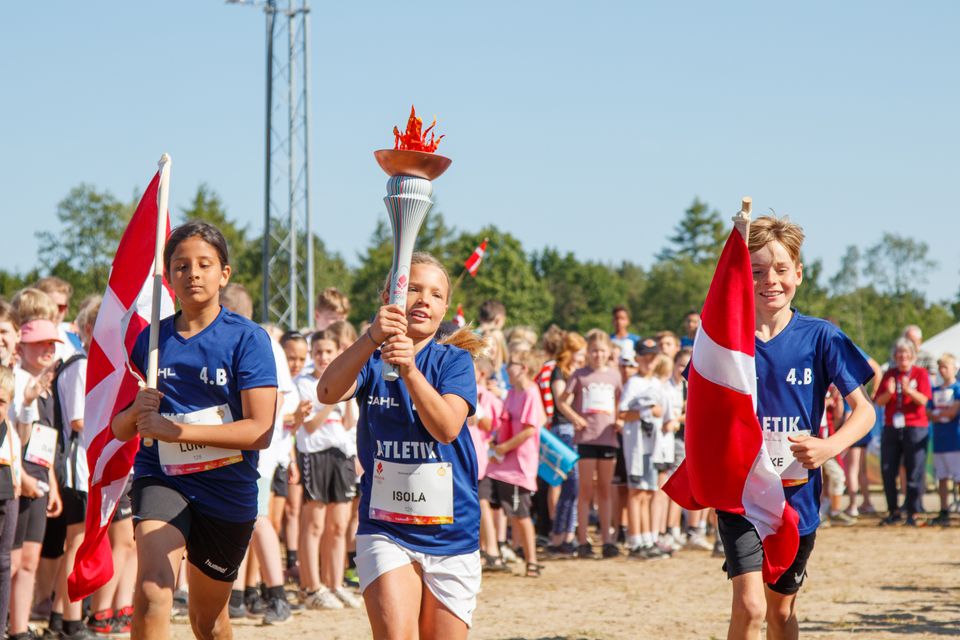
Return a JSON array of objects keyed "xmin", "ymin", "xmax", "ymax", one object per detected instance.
[{"xmin": 160, "ymin": 509, "xmax": 960, "ymax": 640}]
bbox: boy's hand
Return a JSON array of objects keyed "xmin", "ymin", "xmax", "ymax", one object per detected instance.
[
  {"xmin": 23, "ymin": 367, "xmax": 55, "ymax": 405},
  {"xmin": 287, "ymin": 462, "xmax": 300, "ymax": 485},
  {"xmin": 787, "ymin": 433, "xmax": 837, "ymax": 469},
  {"xmin": 369, "ymin": 304, "xmax": 408, "ymax": 345},
  {"xmin": 571, "ymin": 413, "xmax": 588, "ymax": 431}
]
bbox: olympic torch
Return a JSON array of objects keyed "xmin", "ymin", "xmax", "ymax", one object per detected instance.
[{"xmin": 374, "ymin": 106, "xmax": 452, "ymax": 381}]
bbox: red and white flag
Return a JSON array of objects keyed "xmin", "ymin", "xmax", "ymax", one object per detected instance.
[
  {"xmin": 663, "ymin": 227, "xmax": 799, "ymax": 583},
  {"xmin": 463, "ymin": 239, "xmax": 487, "ymax": 277},
  {"xmin": 68, "ymin": 172, "xmax": 175, "ymax": 601},
  {"xmin": 454, "ymin": 304, "xmax": 465, "ymax": 328}
]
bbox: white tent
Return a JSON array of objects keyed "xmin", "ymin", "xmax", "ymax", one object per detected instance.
[{"xmin": 921, "ymin": 322, "xmax": 960, "ymax": 361}]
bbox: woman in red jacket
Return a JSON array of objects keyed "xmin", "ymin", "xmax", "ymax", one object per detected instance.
[{"xmin": 874, "ymin": 338, "xmax": 932, "ymax": 526}]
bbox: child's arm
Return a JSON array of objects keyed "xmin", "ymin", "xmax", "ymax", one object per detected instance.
[
  {"xmin": 300, "ymin": 404, "xmax": 337, "ymax": 435},
  {"xmin": 317, "ymin": 304, "xmax": 406, "ymax": 403},
  {"xmin": 873, "ymin": 374, "xmax": 895, "ymax": 406},
  {"xmin": 493, "ymin": 425, "xmax": 536, "ymax": 457},
  {"xmin": 383, "ymin": 333, "xmax": 469, "ymax": 445},
  {"xmin": 46, "ymin": 466, "xmax": 62, "ymax": 517},
  {"xmin": 789, "ymin": 386, "xmax": 873, "ymax": 468},
  {"xmin": 342, "ymin": 399, "xmax": 358, "ymax": 430},
  {"xmin": 136, "ymin": 386, "xmax": 278, "ymax": 450},
  {"xmin": 556, "ymin": 378, "xmax": 587, "ymax": 430}
]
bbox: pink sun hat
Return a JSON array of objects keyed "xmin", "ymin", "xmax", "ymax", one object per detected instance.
[{"xmin": 20, "ymin": 319, "xmax": 63, "ymax": 344}]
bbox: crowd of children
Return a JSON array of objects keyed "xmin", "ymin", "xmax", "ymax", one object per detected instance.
[{"xmin": 0, "ymin": 217, "xmax": 957, "ymax": 639}]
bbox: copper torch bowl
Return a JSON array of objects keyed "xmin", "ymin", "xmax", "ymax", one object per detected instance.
[{"xmin": 374, "ymin": 149, "xmax": 452, "ymax": 181}]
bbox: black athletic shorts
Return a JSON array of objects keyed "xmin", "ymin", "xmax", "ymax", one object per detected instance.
[
  {"xmin": 13, "ymin": 493, "xmax": 48, "ymax": 549},
  {"xmin": 717, "ymin": 510, "xmax": 817, "ymax": 595},
  {"xmin": 299, "ymin": 449, "xmax": 357, "ymax": 504},
  {"xmin": 271, "ymin": 465, "xmax": 289, "ymax": 498},
  {"xmin": 477, "ymin": 476, "xmax": 495, "ymax": 503},
  {"xmin": 577, "ymin": 444, "xmax": 618, "ymax": 460},
  {"xmin": 487, "ymin": 479, "xmax": 533, "ymax": 519},
  {"xmin": 41, "ymin": 488, "xmax": 87, "ymax": 559},
  {"xmin": 131, "ymin": 477, "xmax": 254, "ymax": 582}
]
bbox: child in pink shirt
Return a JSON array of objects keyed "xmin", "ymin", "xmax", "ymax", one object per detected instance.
[
  {"xmin": 486, "ymin": 350, "xmax": 546, "ymax": 577},
  {"xmin": 470, "ymin": 357, "xmax": 504, "ymax": 569}
]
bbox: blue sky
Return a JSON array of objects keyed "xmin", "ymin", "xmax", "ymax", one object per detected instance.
[{"xmin": 2, "ymin": 1, "xmax": 957, "ymax": 302}]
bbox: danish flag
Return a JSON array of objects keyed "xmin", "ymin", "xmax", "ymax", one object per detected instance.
[
  {"xmin": 463, "ymin": 239, "xmax": 487, "ymax": 277},
  {"xmin": 68, "ymin": 171, "xmax": 175, "ymax": 600},
  {"xmin": 454, "ymin": 304, "xmax": 466, "ymax": 328},
  {"xmin": 663, "ymin": 226, "xmax": 799, "ymax": 583}
]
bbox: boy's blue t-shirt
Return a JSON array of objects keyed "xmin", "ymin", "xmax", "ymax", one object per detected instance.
[
  {"xmin": 131, "ymin": 307, "xmax": 277, "ymax": 522},
  {"xmin": 930, "ymin": 382, "xmax": 960, "ymax": 453},
  {"xmin": 755, "ymin": 311, "xmax": 873, "ymax": 536},
  {"xmin": 353, "ymin": 341, "xmax": 479, "ymax": 555}
]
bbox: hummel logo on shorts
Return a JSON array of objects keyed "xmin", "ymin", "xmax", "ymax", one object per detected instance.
[{"xmin": 205, "ymin": 559, "xmax": 228, "ymax": 574}]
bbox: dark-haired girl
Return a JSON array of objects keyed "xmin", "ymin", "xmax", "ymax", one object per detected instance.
[{"xmin": 111, "ymin": 221, "xmax": 278, "ymax": 640}]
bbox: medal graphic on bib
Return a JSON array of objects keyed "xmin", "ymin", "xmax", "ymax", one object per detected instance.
[{"xmin": 370, "ymin": 458, "xmax": 454, "ymax": 525}]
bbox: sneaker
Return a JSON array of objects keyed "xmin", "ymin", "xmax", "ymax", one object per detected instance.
[
  {"xmin": 262, "ymin": 597, "xmax": 292, "ymax": 625},
  {"xmin": 333, "ymin": 587, "xmax": 362, "ymax": 609},
  {"xmin": 111, "ymin": 606, "xmax": 133, "ymax": 634},
  {"xmin": 829, "ymin": 511, "xmax": 857, "ymax": 527},
  {"xmin": 62, "ymin": 626, "xmax": 105, "ymax": 639},
  {"xmin": 643, "ymin": 544, "xmax": 668, "ymax": 559},
  {"xmin": 879, "ymin": 512, "xmax": 902, "ymax": 527},
  {"xmin": 228, "ymin": 601, "xmax": 247, "ymax": 620},
  {"xmin": 41, "ymin": 628, "xmax": 62, "ymax": 640},
  {"xmin": 904, "ymin": 515, "xmax": 926, "ymax": 527},
  {"xmin": 845, "ymin": 505, "xmax": 860, "ymax": 518},
  {"xmin": 930, "ymin": 511, "xmax": 951, "ymax": 527},
  {"xmin": 711, "ymin": 538, "xmax": 725, "ymax": 558},
  {"xmin": 86, "ymin": 610, "xmax": 114, "ymax": 635},
  {"xmin": 576, "ymin": 543, "xmax": 596, "ymax": 559},
  {"xmin": 686, "ymin": 532, "xmax": 713, "ymax": 551},
  {"xmin": 601, "ymin": 542, "xmax": 620, "ymax": 559},
  {"xmin": 172, "ymin": 589, "xmax": 189, "ymax": 619},
  {"xmin": 343, "ymin": 567, "xmax": 360, "ymax": 589},
  {"xmin": 655, "ymin": 541, "xmax": 675, "ymax": 557},
  {"xmin": 303, "ymin": 587, "xmax": 344, "ymax": 610},
  {"xmin": 545, "ymin": 542, "xmax": 577, "ymax": 559},
  {"xmin": 859, "ymin": 503, "xmax": 878, "ymax": 515},
  {"xmin": 244, "ymin": 592, "xmax": 268, "ymax": 617},
  {"xmin": 498, "ymin": 543, "xmax": 518, "ymax": 564},
  {"xmin": 661, "ymin": 533, "xmax": 682, "ymax": 552}
]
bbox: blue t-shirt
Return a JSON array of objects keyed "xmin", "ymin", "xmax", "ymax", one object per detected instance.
[
  {"xmin": 353, "ymin": 341, "xmax": 479, "ymax": 555},
  {"xmin": 755, "ymin": 311, "xmax": 873, "ymax": 536},
  {"xmin": 930, "ymin": 382, "xmax": 960, "ymax": 453},
  {"xmin": 131, "ymin": 308, "xmax": 277, "ymax": 522}
]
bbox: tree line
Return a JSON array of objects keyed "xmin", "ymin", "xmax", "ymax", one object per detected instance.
[{"xmin": 3, "ymin": 183, "xmax": 955, "ymax": 363}]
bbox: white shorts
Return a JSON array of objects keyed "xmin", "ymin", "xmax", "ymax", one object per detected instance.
[
  {"xmin": 355, "ymin": 534, "xmax": 482, "ymax": 626},
  {"xmin": 934, "ymin": 451, "xmax": 960, "ymax": 481},
  {"xmin": 256, "ymin": 473, "xmax": 272, "ymax": 518}
]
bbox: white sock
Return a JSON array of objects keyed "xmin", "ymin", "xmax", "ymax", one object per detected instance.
[
  {"xmin": 641, "ymin": 532, "xmax": 653, "ymax": 547},
  {"xmin": 697, "ymin": 521, "xmax": 707, "ymax": 534},
  {"xmin": 670, "ymin": 526, "xmax": 682, "ymax": 539},
  {"xmin": 628, "ymin": 534, "xmax": 643, "ymax": 549}
]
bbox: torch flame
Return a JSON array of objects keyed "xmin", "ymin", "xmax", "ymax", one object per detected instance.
[{"xmin": 393, "ymin": 105, "xmax": 445, "ymax": 153}]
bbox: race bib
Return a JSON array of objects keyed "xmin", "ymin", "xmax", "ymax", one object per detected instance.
[
  {"xmin": 583, "ymin": 383, "xmax": 615, "ymax": 415},
  {"xmin": 24, "ymin": 424, "xmax": 58, "ymax": 468},
  {"xmin": 764, "ymin": 429, "xmax": 810, "ymax": 487},
  {"xmin": 933, "ymin": 389, "xmax": 955, "ymax": 423},
  {"xmin": 369, "ymin": 458, "xmax": 453, "ymax": 525},
  {"xmin": 159, "ymin": 405, "xmax": 243, "ymax": 476}
]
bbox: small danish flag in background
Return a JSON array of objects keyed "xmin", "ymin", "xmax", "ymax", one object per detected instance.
[
  {"xmin": 464, "ymin": 238, "xmax": 487, "ymax": 277},
  {"xmin": 454, "ymin": 304, "xmax": 466, "ymax": 328},
  {"xmin": 662, "ymin": 225, "xmax": 799, "ymax": 584}
]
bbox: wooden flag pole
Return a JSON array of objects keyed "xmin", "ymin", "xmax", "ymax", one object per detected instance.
[{"xmin": 143, "ymin": 153, "xmax": 172, "ymax": 447}]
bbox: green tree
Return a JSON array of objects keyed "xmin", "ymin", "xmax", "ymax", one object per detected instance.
[
  {"xmin": 657, "ymin": 198, "xmax": 726, "ymax": 264},
  {"xmin": 35, "ymin": 184, "xmax": 134, "ymax": 299},
  {"xmin": 531, "ymin": 249, "xmax": 627, "ymax": 333},
  {"xmin": 864, "ymin": 233, "xmax": 936, "ymax": 297}
]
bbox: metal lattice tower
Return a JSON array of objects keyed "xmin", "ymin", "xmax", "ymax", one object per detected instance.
[{"xmin": 230, "ymin": 0, "xmax": 313, "ymax": 328}]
